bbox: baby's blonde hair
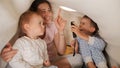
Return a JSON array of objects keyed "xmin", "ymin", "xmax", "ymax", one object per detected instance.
[{"xmin": 18, "ymin": 10, "xmax": 39, "ymax": 37}]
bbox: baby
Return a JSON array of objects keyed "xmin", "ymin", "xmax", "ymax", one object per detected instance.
[{"xmin": 8, "ymin": 11, "xmax": 57, "ymax": 68}]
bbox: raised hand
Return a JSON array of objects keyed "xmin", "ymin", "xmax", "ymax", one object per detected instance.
[{"xmin": 54, "ymin": 9, "xmax": 67, "ymax": 32}]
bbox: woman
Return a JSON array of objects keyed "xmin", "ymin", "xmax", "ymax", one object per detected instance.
[{"xmin": 1, "ymin": 0, "xmax": 82, "ymax": 68}]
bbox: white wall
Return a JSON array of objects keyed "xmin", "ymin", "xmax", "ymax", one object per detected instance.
[
  {"xmin": 0, "ymin": 0, "xmax": 34, "ymax": 68},
  {"xmin": 0, "ymin": 0, "xmax": 33, "ymax": 52}
]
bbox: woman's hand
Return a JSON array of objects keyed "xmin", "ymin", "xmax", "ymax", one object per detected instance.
[
  {"xmin": 0, "ymin": 43, "xmax": 17, "ymax": 62},
  {"xmin": 54, "ymin": 9, "xmax": 67, "ymax": 32}
]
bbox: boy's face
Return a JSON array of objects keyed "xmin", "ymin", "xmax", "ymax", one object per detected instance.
[
  {"xmin": 28, "ymin": 14, "xmax": 45, "ymax": 36},
  {"xmin": 79, "ymin": 18, "xmax": 94, "ymax": 34},
  {"xmin": 37, "ymin": 3, "xmax": 53, "ymax": 24}
]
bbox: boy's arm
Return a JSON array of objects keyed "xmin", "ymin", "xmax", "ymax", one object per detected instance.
[
  {"xmin": 87, "ymin": 62, "xmax": 96, "ymax": 68},
  {"xmin": 77, "ymin": 38, "xmax": 93, "ymax": 64}
]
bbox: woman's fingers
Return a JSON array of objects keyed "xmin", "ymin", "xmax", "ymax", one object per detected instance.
[
  {"xmin": 2, "ymin": 47, "xmax": 11, "ymax": 54},
  {"xmin": 1, "ymin": 49, "xmax": 17, "ymax": 62},
  {"xmin": 54, "ymin": 9, "xmax": 67, "ymax": 31},
  {"xmin": 57, "ymin": 8, "xmax": 61, "ymax": 17},
  {"xmin": 2, "ymin": 43, "xmax": 12, "ymax": 53}
]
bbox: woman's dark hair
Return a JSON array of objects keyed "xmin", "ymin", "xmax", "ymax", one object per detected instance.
[{"xmin": 29, "ymin": 0, "xmax": 52, "ymax": 12}]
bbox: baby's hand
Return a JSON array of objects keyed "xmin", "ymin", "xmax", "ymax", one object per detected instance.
[{"xmin": 43, "ymin": 60, "xmax": 51, "ymax": 67}]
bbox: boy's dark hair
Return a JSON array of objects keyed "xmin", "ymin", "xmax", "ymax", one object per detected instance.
[
  {"xmin": 83, "ymin": 15, "xmax": 100, "ymax": 38},
  {"xmin": 29, "ymin": 0, "xmax": 52, "ymax": 12}
]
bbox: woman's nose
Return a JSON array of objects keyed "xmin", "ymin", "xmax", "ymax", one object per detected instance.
[
  {"xmin": 42, "ymin": 25, "xmax": 45, "ymax": 29},
  {"xmin": 44, "ymin": 11, "xmax": 48, "ymax": 15}
]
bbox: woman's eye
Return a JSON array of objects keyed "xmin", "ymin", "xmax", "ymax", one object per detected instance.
[
  {"xmin": 42, "ymin": 11, "xmax": 46, "ymax": 13},
  {"xmin": 39, "ymin": 22, "xmax": 41, "ymax": 24},
  {"xmin": 48, "ymin": 9, "xmax": 52, "ymax": 12}
]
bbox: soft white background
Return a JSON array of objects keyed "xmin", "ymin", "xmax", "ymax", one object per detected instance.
[{"xmin": 0, "ymin": 0, "xmax": 120, "ymax": 67}]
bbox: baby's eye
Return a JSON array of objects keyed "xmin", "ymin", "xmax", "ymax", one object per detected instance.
[{"xmin": 81, "ymin": 22, "xmax": 85, "ymax": 25}]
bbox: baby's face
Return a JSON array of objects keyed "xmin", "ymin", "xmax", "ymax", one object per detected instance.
[{"xmin": 28, "ymin": 14, "xmax": 45, "ymax": 37}]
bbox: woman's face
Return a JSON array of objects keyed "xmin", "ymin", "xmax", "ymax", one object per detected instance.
[{"xmin": 37, "ymin": 3, "xmax": 53, "ymax": 24}]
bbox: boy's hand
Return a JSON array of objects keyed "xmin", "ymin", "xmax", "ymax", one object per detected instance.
[
  {"xmin": 0, "ymin": 43, "xmax": 17, "ymax": 62},
  {"xmin": 70, "ymin": 40, "xmax": 75, "ymax": 48}
]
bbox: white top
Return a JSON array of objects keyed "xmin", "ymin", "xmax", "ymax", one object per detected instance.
[{"xmin": 9, "ymin": 36, "xmax": 48, "ymax": 68}]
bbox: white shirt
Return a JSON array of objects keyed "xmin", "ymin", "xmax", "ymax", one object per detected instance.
[{"xmin": 9, "ymin": 36, "xmax": 48, "ymax": 68}]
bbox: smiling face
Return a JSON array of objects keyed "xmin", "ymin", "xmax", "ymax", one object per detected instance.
[
  {"xmin": 37, "ymin": 3, "xmax": 53, "ymax": 24},
  {"xmin": 79, "ymin": 17, "xmax": 95, "ymax": 35}
]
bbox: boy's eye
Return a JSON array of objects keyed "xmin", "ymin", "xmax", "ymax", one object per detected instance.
[{"xmin": 82, "ymin": 23, "xmax": 85, "ymax": 25}]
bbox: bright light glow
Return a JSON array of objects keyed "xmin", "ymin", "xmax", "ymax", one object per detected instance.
[{"xmin": 59, "ymin": 6, "xmax": 77, "ymax": 12}]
